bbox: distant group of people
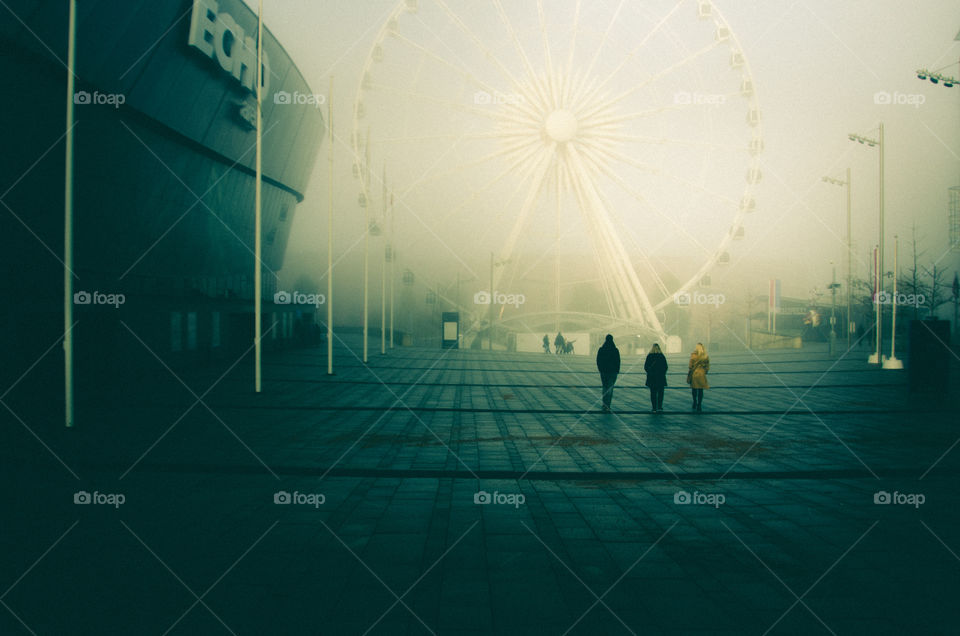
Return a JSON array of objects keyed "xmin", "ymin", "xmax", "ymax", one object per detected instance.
[
  {"xmin": 543, "ymin": 332, "xmax": 575, "ymax": 355},
  {"xmin": 595, "ymin": 335, "xmax": 710, "ymax": 414}
]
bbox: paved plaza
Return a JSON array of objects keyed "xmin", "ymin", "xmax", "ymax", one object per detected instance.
[{"xmin": 3, "ymin": 339, "xmax": 960, "ymax": 634}]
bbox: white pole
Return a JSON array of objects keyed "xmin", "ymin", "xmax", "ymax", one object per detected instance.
[
  {"xmin": 64, "ymin": 0, "xmax": 76, "ymax": 427},
  {"xmin": 883, "ymin": 235, "xmax": 903, "ymax": 368},
  {"xmin": 362, "ymin": 137, "xmax": 370, "ymax": 363},
  {"xmin": 363, "ymin": 206, "xmax": 369, "ymax": 363},
  {"xmin": 877, "ymin": 123, "xmax": 885, "ymax": 361},
  {"xmin": 254, "ymin": 0, "xmax": 263, "ymax": 393},
  {"xmin": 389, "ymin": 193, "xmax": 394, "ymax": 349},
  {"xmin": 890, "ymin": 236, "xmax": 897, "ymax": 358},
  {"xmin": 846, "ymin": 167, "xmax": 852, "ymax": 351},
  {"xmin": 381, "ymin": 166, "xmax": 386, "ymax": 355},
  {"xmin": 327, "ymin": 76, "xmax": 333, "ymax": 375},
  {"xmin": 870, "ymin": 246, "xmax": 880, "ymax": 363}
]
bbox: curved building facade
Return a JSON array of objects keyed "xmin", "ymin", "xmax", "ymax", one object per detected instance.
[{"xmin": 1, "ymin": 0, "xmax": 325, "ymax": 408}]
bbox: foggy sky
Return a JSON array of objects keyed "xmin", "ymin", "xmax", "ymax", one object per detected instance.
[{"xmin": 246, "ymin": 0, "xmax": 960, "ymax": 319}]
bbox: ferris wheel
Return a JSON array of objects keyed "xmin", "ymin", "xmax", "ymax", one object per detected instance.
[{"xmin": 351, "ymin": 0, "xmax": 763, "ymax": 339}]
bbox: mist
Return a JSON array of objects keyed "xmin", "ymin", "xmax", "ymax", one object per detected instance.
[{"xmin": 251, "ymin": 0, "xmax": 960, "ymax": 349}]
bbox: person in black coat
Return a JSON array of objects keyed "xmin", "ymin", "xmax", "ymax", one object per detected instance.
[
  {"xmin": 643, "ymin": 343, "xmax": 668, "ymax": 412},
  {"xmin": 595, "ymin": 334, "xmax": 621, "ymax": 413}
]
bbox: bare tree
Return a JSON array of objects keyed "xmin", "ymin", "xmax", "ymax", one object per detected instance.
[
  {"xmin": 922, "ymin": 264, "xmax": 951, "ymax": 318},
  {"xmin": 898, "ymin": 224, "xmax": 929, "ymax": 321}
]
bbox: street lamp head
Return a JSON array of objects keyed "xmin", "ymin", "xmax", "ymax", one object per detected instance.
[{"xmin": 917, "ymin": 69, "xmax": 927, "ymax": 80}]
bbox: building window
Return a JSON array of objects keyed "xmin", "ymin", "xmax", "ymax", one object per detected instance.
[
  {"xmin": 211, "ymin": 311, "xmax": 221, "ymax": 348},
  {"xmin": 171, "ymin": 312, "xmax": 182, "ymax": 352},
  {"xmin": 187, "ymin": 312, "xmax": 198, "ymax": 350}
]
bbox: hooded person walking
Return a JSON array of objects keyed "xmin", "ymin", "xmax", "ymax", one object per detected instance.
[
  {"xmin": 596, "ymin": 334, "xmax": 621, "ymax": 413},
  {"xmin": 686, "ymin": 342, "xmax": 710, "ymax": 412},
  {"xmin": 643, "ymin": 343, "xmax": 668, "ymax": 412}
]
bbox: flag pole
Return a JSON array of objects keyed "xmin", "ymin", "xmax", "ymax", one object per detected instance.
[
  {"xmin": 64, "ymin": 0, "xmax": 77, "ymax": 427},
  {"xmin": 327, "ymin": 76, "xmax": 334, "ymax": 375},
  {"xmin": 254, "ymin": 0, "xmax": 263, "ymax": 393},
  {"xmin": 389, "ymin": 191, "xmax": 395, "ymax": 349},
  {"xmin": 362, "ymin": 133, "xmax": 370, "ymax": 363},
  {"xmin": 381, "ymin": 164, "xmax": 386, "ymax": 355}
]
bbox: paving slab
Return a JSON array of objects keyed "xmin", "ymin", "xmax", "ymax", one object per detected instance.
[{"xmin": 3, "ymin": 339, "xmax": 960, "ymax": 634}]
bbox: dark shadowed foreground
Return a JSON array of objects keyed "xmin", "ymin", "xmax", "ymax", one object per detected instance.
[{"xmin": 3, "ymin": 340, "xmax": 958, "ymax": 634}]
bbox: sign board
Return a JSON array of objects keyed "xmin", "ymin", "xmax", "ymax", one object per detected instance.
[
  {"xmin": 189, "ymin": 0, "xmax": 271, "ymax": 98},
  {"xmin": 441, "ymin": 312, "xmax": 459, "ymax": 349}
]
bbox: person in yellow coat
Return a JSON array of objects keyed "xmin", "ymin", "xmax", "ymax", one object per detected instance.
[{"xmin": 686, "ymin": 342, "xmax": 710, "ymax": 412}]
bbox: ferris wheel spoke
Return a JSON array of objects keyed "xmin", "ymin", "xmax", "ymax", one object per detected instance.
[
  {"xmin": 559, "ymin": 159, "xmax": 620, "ymax": 316},
  {"xmin": 400, "ymin": 152, "xmax": 540, "ymax": 255},
  {"xmin": 572, "ymin": 155, "xmax": 663, "ymax": 333},
  {"xmin": 590, "ymin": 183, "xmax": 676, "ymax": 302},
  {"xmin": 396, "ymin": 24, "xmax": 547, "ymax": 123},
  {"xmin": 565, "ymin": 143, "xmax": 661, "ymax": 328},
  {"xmin": 432, "ymin": 0, "xmax": 531, "ymax": 101},
  {"xmin": 397, "ymin": 136, "xmax": 542, "ymax": 199},
  {"xmin": 573, "ymin": 0, "xmax": 627, "ymax": 106},
  {"xmin": 387, "ymin": 29, "xmax": 516, "ymax": 101},
  {"xmin": 580, "ymin": 131, "xmax": 747, "ymax": 154},
  {"xmin": 576, "ymin": 145, "xmax": 715, "ymax": 261},
  {"xmin": 375, "ymin": 131, "xmax": 527, "ymax": 144},
  {"xmin": 583, "ymin": 94, "xmax": 732, "ymax": 129},
  {"xmin": 560, "ymin": 0, "xmax": 583, "ymax": 108},
  {"xmin": 576, "ymin": 40, "xmax": 724, "ymax": 116},
  {"xmin": 536, "ymin": 0, "xmax": 557, "ymax": 108},
  {"xmin": 491, "ymin": 0, "xmax": 549, "ymax": 107},
  {"xmin": 577, "ymin": 140, "xmax": 660, "ymax": 175},
  {"xmin": 580, "ymin": 0, "xmax": 685, "ymax": 109},
  {"xmin": 586, "ymin": 140, "xmax": 739, "ymax": 209},
  {"xmin": 564, "ymin": 0, "xmax": 582, "ymax": 80},
  {"xmin": 491, "ymin": 146, "xmax": 556, "ymax": 291},
  {"xmin": 367, "ymin": 81, "xmax": 540, "ymax": 128},
  {"xmin": 577, "ymin": 155, "xmax": 677, "ymax": 301}
]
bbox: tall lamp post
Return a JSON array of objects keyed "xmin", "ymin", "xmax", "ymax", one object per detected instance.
[
  {"xmin": 884, "ymin": 236, "xmax": 903, "ymax": 368},
  {"xmin": 828, "ymin": 263, "xmax": 840, "ymax": 357},
  {"xmin": 849, "ymin": 124, "xmax": 884, "ymax": 364},
  {"xmin": 488, "ymin": 253, "xmax": 510, "ymax": 350},
  {"xmin": 822, "ymin": 169, "xmax": 852, "ymax": 351}
]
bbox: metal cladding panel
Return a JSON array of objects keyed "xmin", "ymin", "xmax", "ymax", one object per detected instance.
[
  {"xmin": 2, "ymin": 0, "xmax": 320, "ymax": 282},
  {"xmin": 119, "ymin": 6, "xmax": 235, "ymax": 154},
  {"xmin": 0, "ymin": 0, "xmax": 64, "ymax": 61},
  {"xmin": 77, "ymin": 0, "xmax": 168, "ymax": 86},
  {"xmin": 12, "ymin": 0, "xmax": 324, "ymax": 199}
]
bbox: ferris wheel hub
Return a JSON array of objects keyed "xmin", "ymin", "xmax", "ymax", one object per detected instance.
[{"xmin": 544, "ymin": 109, "xmax": 578, "ymax": 142}]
